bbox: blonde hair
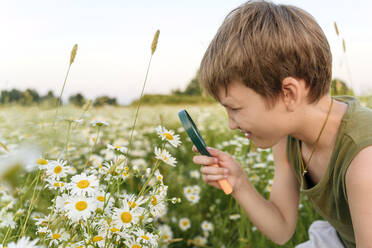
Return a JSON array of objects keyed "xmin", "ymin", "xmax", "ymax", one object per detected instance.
[{"xmin": 199, "ymin": 0, "xmax": 332, "ymax": 109}]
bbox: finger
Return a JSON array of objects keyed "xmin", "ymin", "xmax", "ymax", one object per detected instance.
[
  {"xmin": 201, "ymin": 166, "xmax": 228, "ymax": 175},
  {"xmin": 206, "ymin": 147, "xmax": 230, "ymax": 160},
  {"xmin": 207, "ymin": 181, "xmax": 221, "ymax": 189},
  {"xmin": 193, "ymin": 155, "xmax": 218, "ymax": 165},
  {"xmin": 204, "ymin": 174, "xmax": 228, "ymax": 181},
  {"xmin": 192, "ymin": 145, "xmax": 199, "ymax": 153},
  {"xmin": 202, "ymin": 175, "xmax": 223, "ymax": 189}
]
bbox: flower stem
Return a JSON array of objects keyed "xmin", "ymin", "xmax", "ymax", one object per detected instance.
[
  {"xmin": 53, "ymin": 64, "xmax": 72, "ymax": 128},
  {"xmin": 126, "ymin": 54, "xmax": 153, "ymax": 158},
  {"xmin": 85, "ymin": 126, "xmax": 101, "ymax": 167}
]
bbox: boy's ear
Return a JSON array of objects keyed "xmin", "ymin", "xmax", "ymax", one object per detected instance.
[{"xmin": 281, "ymin": 77, "xmax": 305, "ymax": 112}]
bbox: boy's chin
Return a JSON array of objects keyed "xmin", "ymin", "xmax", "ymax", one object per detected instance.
[{"xmin": 251, "ymin": 138, "xmax": 277, "ymax": 149}]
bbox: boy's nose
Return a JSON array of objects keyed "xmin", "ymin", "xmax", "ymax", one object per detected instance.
[{"xmin": 228, "ymin": 117, "xmax": 238, "ymax": 130}]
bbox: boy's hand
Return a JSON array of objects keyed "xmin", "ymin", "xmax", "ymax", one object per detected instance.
[{"xmin": 192, "ymin": 145, "xmax": 247, "ymax": 193}]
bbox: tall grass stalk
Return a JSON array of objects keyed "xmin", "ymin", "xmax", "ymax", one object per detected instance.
[
  {"xmin": 333, "ymin": 22, "xmax": 354, "ymax": 92},
  {"xmin": 126, "ymin": 30, "xmax": 160, "ymax": 157},
  {"xmin": 52, "ymin": 44, "xmax": 78, "ymax": 128}
]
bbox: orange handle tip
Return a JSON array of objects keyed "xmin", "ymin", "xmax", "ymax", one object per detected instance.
[{"xmin": 211, "ymin": 164, "xmax": 233, "ymax": 195}]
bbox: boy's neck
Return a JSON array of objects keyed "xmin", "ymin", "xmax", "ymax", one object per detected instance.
[{"xmin": 292, "ymin": 96, "xmax": 348, "ymax": 152}]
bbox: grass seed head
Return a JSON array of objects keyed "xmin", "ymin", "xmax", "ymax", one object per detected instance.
[
  {"xmin": 151, "ymin": 30, "xmax": 160, "ymax": 55},
  {"xmin": 83, "ymin": 99, "xmax": 93, "ymax": 111},
  {"xmin": 70, "ymin": 44, "xmax": 78, "ymax": 65},
  {"xmin": 334, "ymin": 22, "xmax": 339, "ymax": 36},
  {"xmin": 342, "ymin": 39, "xmax": 346, "ymax": 53}
]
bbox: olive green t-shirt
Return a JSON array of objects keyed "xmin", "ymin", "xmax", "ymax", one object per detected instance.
[{"xmin": 286, "ymin": 95, "xmax": 372, "ymax": 248}]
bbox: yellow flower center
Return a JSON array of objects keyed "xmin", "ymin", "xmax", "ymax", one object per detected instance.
[
  {"xmin": 123, "ymin": 172, "xmax": 128, "ymax": 176},
  {"xmin": 97, "ymin": 196, "xmax": 105, "ymax": 202},
  {"xmin": 75, "ymin": 201, "xmax": 88, "ymax": 211},
  {"xmin": 54, "ymin": 166, "xmax": 62, "ymax": 174},
  {"xmin": 53, "ymin": 182, "xmax": 64, "ymax": 187},
  {"xmin": 129, "ymin": 201, "xmax": 136, "ymax": 208},
  {"xmin": 52, "ymin": 233, "xmax": 61, "ymax": 239},
  {"xmin": 163, "ymin": 133, "xmax": 174, "ymax": 140},
  {"xmin": 120, "ymin": 212, "xmax": 132, "ymax": 223},
  {"xmin": 115, "ymin": 145, "xmax": 121, "ymax": 149},
  {"xmin": 151, "ymin": 196, "xmax": 157, "ymax": 206},
  {"xmin": 93, "ymin": 236, "xmax": 103, "ymax": 242},
  {"xmin": 141, "ymin": 235, "xmax": 150, "ymax": 240},
  {"xmin": 110, "ymin": 227, "xmax": 120, "ymax": 232},
  {"xmin": 163, "ymin": 235, "xmax": 168, "ymax": 239},
  {"xmin": 182, "ymin": 221, "xmax": 188, "ymax": 226},
  {"xmin": 37, "ymin": 158, "xmax": 48, "ymax": 165},
  {"xmin": 77, "ymin": 179, "xmax": 90, "ymax": 189},
  {"xmin": 190, "ymin": 195, "xmax": 195, "ymax": 200},
  {"xmin": 157, "ymin": 176, "xmax": 162, "ymax": 181},
  {"xmin": 132, "ymin": 245, "xmax": 141, "ymax": 248}
]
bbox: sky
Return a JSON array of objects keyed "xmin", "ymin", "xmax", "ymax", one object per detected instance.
[{"xmin": 0, "ymin": 0, "xmax": 371, "ymax": 105}]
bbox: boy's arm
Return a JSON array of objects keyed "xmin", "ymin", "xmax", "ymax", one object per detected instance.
[
  {"xmin": 232, "ymin": 136, "xmax": 300, "ymax": 245},
  {"xmin": 346, "ymin": 145, "xmax": 372, "ymax": 248}
]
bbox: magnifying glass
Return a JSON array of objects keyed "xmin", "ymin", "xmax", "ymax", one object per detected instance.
[{"xmin": 178, "ymin": 109, "xmax": 233, "ymax": 195}]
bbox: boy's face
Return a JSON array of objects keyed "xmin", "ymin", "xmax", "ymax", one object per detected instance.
[{"xmin": 218, "ymin": 79, "xmax": 289, "ymax": 149}]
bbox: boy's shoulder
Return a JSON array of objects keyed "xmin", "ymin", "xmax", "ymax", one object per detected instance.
[{"xmin": 336, "ymin": 95, "xmax": 372, "ymax": 144}]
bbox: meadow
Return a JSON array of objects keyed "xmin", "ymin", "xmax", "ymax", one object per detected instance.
[{"xmin": 4, "ymin": 100, "xmax": 369, "ymax": 248}]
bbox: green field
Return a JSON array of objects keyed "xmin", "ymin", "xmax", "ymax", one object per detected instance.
[{"xmin": 0, "ymin": 100, "xmax": 370, "ymax": 247}]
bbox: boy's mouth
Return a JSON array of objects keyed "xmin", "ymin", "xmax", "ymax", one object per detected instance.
[{"xmin": 240, "ymin": 129, "xmax": 252, "ymax": 138}]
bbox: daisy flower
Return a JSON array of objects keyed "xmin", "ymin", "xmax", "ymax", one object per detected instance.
[
  {"xmin": 96, "ymin": 219, "xmax": 123, "ymax": 241},
  {"xmin": 150, "ymin": 198, "xmax": 167, "ymax": 218},
  {"xmin": 69, "ymin": 173, "xmax": 99, "ymax": 196},
  {"xmin": 154, "ymin": 147, "xmax": 177, "ymax": 167},
  {"xmin": 0, "ymin": 212, "xmax": 16, "ymax": 228},
  {"xmin": 190, "ymin": 170, "xmax": 200, "ymax": 179},
  {"xmin": 179, "ymin": 217, "xmax": 191, "ymax": 231},
  {"xmin": 48, "ymin": 229, "xmax": 70, "ymax": 246},
  {"xmin": 112, "ymin": 199, "xmax": 143, "ymax": 230},
  {"xmin": 90, "ymin": 120, "xmax": 109, "ymax": 127},
  {"xmin": 192, "ymin": 185, "xmax": 201, "ymax": 195},
  {"xmin": 46, "ymin": 160, "xmax": 70, "ymax": 179},
  {"xmin": 122, "ymin": 193, "xmax": 147, "ymax": 210},
  {"xmin": 107, "ymin": 144, "xmax": 127, "ymax": 154},
  {"xmin": 201, "ymin": 220, "xmax": 213, "ymax": 232},
  {"xmin": 91, "ymin": 235, "xmax": 105, "ymax": 248},
  {"xmin": 45, "ymin": 178, "xmax": 66, "ymax": 191},
  {"xmin": 154, "ymin": 169, "xmax": 164, "ymax": 184},
  {"xmin": 185, "ymin": 193, "xmax": 200, "ymax": 204},
  {"xmin": 229, "ymin": 213, "xmax": 241, "ymax": 220},
  {"xmin": 55, "ymin": 194, "xmax": 69, "ymax": 213},
  {"xmin": 123, "ymin": 236, "xmax": 142, "ymax": 248},
  {"xmin": 64, "ymin": 196, "xmax": 97, "ymax": 222},
  {"xmin": 4, "ymin": 237, "xmax": 42, "ymax": 248},
  {"xmin": 155, "ymin": 126, "xmax": 181, "ymax": 147},
  {"xmin": 193, "ymin": 235, "xmax": 208, "ymax": 246},
  {"xmin": 26, "ymin": 156, "xmax": 49, "ymax": 171},
  {"xmin": 134, "ymin": 227, "xmax": 159, "ymax": 247},
  {"xmin": 95, "ymin": 191, "xmax": 114, "ymax": 213},
  {"xmin": 183, "ymin": 186, "xmax": 193, "ymax": 195},
  {"xmin": 158, "ymin": 224, "xmax": 173, "ymax": 243}
]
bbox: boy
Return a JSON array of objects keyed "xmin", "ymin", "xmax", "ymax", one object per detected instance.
[{"xmin": 192, "ymin": 1, "xmax": 372, "ymax": 247}]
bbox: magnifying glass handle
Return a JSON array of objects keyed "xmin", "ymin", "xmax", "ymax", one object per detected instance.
[{"xmin": 211, "ymin": 164, "xmax": 233, "ymax": 195}]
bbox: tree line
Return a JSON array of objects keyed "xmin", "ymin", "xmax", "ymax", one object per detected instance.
[
  {"xmin": 0, "ymin": 78, "xmax": 354, "ymax": 107},
  {"xmin": 0, "ymin": 89, "xmax": 118, "ymax": 107}
]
